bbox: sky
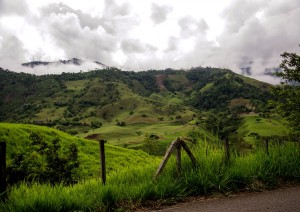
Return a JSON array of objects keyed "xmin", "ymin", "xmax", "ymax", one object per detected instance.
[{"xmin": 0, "ymin": 0, "xmax": 300, "ymax": 83}]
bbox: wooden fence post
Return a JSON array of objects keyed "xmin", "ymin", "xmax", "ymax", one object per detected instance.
[
  {"xmin": 180, "ymin": 140, "xmax": 197, "ymax": 167},
  {"xmin": 224, "ymin": 138, "xmax": 230, "ymax": 161},
  {"xmin": 265, "ymin": 137, "xmax": 269, "ymax": 155},
  {"xmin": 175, "ymin": 141, "xmax": 182, "ymax": 175},
  {"xmin": 154, "ymin": 138, "xmax": 179, "ymax": 177},
  {"xmin": 99, "ymin": 140, "xmax": 106, "ymax": 185},
  {"xmin": 155, "ymin": 138, "xmax": 198, "ymax": 178},
  {"xmin": 0, "ymin": 142, "xmax": 6, "ymax": 199}
]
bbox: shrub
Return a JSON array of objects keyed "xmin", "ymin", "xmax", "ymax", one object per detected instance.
[
  {"xmin": 91, "ymin": 120, "xmax": 102, "ymax": 129},
  {"xmin": 7, "ymin": 132, "xmax": 80, "ymax": 185},
  {"xmin": 117, "ymin": 121, "xmax": 126, "ymax": 126}
]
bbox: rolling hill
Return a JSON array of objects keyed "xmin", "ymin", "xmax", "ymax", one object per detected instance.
[
  {"xmin": 0, "ymin": 123, "xmax": 160, "ymax": 181},
  {"xmin": 0, "ymin": 66, "xmax": 275, "ymax": 151}
]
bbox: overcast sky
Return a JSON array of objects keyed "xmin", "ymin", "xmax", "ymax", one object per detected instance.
[{"xmin": 0, "ymin": 0, "xmax": 299, "ymax": 83}]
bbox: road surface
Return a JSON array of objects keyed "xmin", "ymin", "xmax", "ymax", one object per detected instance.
[{"xmin": 143, "ymin": 186, "xmax": 300, "ymax": 212}]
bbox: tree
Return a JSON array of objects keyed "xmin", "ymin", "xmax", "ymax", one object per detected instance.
[
  {"xmin": 91, "ymin": 120, "xmax": 102, "ymax": 129},
  {"xmin": 276, "ymin": 51, "xmax": 300, "ymax": 82},
  {"xmin": 203, "ymin": 111, "xmax": 242, "ymax": 140},
  {"xmin": 271, "ymin": 51, "xmax": 300, "ymax": 133},
  {"xmin": 144, "ymin": 133, "xmax": 159, "ymax": 154}
]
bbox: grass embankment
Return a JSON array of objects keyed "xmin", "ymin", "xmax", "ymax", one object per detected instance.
[
  {"xmin": 1, "ymin": 135, "xmax": 299, "ymax": 211},
  {"xmin": 0, "ymin": 123, "xmax": 160, "ymax": 179}
]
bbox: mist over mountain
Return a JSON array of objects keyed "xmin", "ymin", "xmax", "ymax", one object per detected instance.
[
  {"xmin": 21, "ymin": 58, "xmax": 107, "ymax": 68},
  {"xmin": 239, "ymin": 66, "xmax": 281, "ymax": 84},
  {"xmin": 5, "ymin": 58, "xmax": 108, "ymax": 75}
]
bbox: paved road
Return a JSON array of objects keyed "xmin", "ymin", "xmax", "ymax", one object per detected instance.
[{"xmin": 148, "ymin": 186, "xmax": 300, "ymax": 212}]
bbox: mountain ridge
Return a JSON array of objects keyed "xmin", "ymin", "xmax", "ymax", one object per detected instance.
[{"xmin": 0, "ymin": 66, "xmax": 272, "ymax": 140}]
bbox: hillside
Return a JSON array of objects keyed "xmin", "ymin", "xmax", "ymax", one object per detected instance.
[
  {"xmin": 237, "ymin": 115, "xmax": 289, "ymax": 146},
  {"xmin": 0, "ymin": 66, "xmax": 275, "ymax": 154},
  {"xmin": 0, "ymin": 123, "xmax": 160, "ymax": 181},
  {"xmin": 1, "ymin": 123, "xmax": 299, "ymax": 212}
]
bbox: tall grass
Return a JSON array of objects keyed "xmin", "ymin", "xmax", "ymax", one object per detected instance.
[{"xmin": 1, "ymin": 141, "xmax": 299, "ymax": 211}]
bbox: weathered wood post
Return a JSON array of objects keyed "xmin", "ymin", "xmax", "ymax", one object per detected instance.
[
  {"xmin": 99, "ymin": 140, "xmax": 106, "ymax": 185},
  {"xmin": 265, "ymin": 137, "xmax": 269, "ymax": 155},
  {"xmin": 175, "ymin": 140, "xmax": 182, "ymax": 175},
  {"xmin": 224, "ymin": 138, "xmax": 230, "ymax": 161},
  {"xmin": 0, "ymin": 142, "xmax": 6, "ymax": 199},
  {"xmin": 155, "ymin": 138, "xmax": 179, "ymax": 177},
  {"xmin": 181, "ymin": 140, "xmax": 197, "ymax": 167},
  {"xmin": 155, "ymin": 138, "xmax": 197, "ymax": 178}
]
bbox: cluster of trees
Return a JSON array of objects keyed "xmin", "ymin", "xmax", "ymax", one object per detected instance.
[
  {"xmin": 271, "ymin": 50, "xmax": 300, "ymax": 134},
  {"xmin": 189, "ymin": 75, "xmax": 270, "ymax": 110},
  {"xmin": 203, "ymin": 111, "xmax": 242, "ymax": 140}
]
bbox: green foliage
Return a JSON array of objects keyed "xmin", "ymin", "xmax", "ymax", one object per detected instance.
[
  {"xmin": 0, "ymin": 66, "xmax": 271, "ymax": 129},
  {"xmin": 277, "ymin": 51, "xmax": 300, "ymax": 82},
  {"xmin": 7, "ymin": 132, "xmax": 79, "ymax": 185},
  {"xmin": 91, "ymin": 120, "xmax": 102, "ymax": 129},
  {"xmin": 143, "ymin": 133, "xmax": 159, "ymax": 154},
  {"xmin": 237, "ymin": 115, "xmax": 289, "ymax": 148},
  {"xmin": 0, "ymin": 123, "xmax": 160, "ymax": 180},
  {"xmin": 271, "ymin": 50, "xmax": 300, "ymax": 133},
  {"xmin": 116, "ymin": 121, "xmax": 126, "ymax": 126},
  {"xmin": 189, "ymin": 74, "xmax": 271, "ymax": 110},
  {"xmin": 1, "ymin": 141, "xmax": 299, "ymax": 211},
  {"xmin": 203, "ymin": 111, "xmax": 242, "ymax": 140}
]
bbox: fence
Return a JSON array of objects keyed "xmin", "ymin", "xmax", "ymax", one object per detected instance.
[
  {"xmin": 0, "ymin": 136, "xmax": 282, "ymax": 197},
  {"xmin": 154, "ymin": 138, "xmax": 197, "ymax": 178}
]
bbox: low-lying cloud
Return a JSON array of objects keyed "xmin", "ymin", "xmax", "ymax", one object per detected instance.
[{"xmin": 0, "ymin": 0, "xmax": 299, "ymax": 84}]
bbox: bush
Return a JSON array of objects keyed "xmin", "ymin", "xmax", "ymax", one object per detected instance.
[
  {"xmin": 91, "ymin": 120, "xmax": 102, "ymax": 129},
  {"xmin": 117, "ymin": 121, "xmax": 126, "ymax": 126},
  {"xmin": 175, "ymin": 115, "xmax": 182, "ymax": 119},
  {"xmin": 7, "ymin": 132, "xmax": 80, "ymax": 185}
]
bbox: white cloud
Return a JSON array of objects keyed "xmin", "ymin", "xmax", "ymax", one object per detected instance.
[
  {"xmin": 0, "ymin": 0, "xmax": 299, "ymax": 84},
  {"xmin": 150, "ymin": 3, "xmax": 172, "ymax": 24}
]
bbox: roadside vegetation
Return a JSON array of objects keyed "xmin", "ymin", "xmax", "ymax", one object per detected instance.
[
  {"xmin": 0, "ymin": 136, "xmax": 299, "ymax": 211},
  {"xmin": 0, "ymin": 50, "xmax": 299, "ymax": 211},
  {"xmin": 0, "ymin": 123, "xmax": 160, "ymax": 183}
]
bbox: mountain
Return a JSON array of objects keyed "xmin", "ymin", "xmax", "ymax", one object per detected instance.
[{"xmin": 0, "ymin": 66, "xmax": 272, "ymax": 145}]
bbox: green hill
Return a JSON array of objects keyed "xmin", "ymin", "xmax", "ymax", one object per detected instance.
[
  {"xmin": 0, "ymin": 123, "xmax": 160, "ymax": 181},
  {"xmin": 0, "ymin": 66, "xmax": 274, "ymax": 150},
  {"xmin": 0, "ymin": 67, "xmax": 270, "ymax": 117},
  {"xmin": 237, "ymin": 115, "xmax": 289, "ymax": 147}
]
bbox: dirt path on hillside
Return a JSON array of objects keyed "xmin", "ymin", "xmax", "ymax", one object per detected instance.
[{"xmin": 139, "ymin": 186, "xmax": 300, "ymax": 212}]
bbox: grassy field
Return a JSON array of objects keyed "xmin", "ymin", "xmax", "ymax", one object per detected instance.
[
  {"xmin": 0, "ymin": 123, "xmax": 160, "ymax": 179},
  {"xmin": 82, "ymin": 123, "xmax": 194, "ymax": 144},
  {"xmin": 0, "ymin": 136, "xmax": 299, "ymax": 211},
  {"xmin": 238, "ymin": 115, "xmax": 289, "ymax": 136},
  {"xmin": 237, "ymin": 115, "xmax": 289, "ymax": 147}
]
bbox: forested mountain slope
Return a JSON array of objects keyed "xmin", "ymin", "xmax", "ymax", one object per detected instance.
[{"xmin": 0, "ymin": 66, "xmax": 271, "ymax": 136}]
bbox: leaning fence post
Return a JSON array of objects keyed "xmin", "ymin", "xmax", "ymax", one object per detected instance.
[
  {"xmin": 180, "ymin": 140, "xmax": 197, "ymax": 167},
  {"xmin": 154, "ymin": 138, "xmax": 179, "ymax": 178},
  {"xmin": 224, "ymin": 138, "xmax": 230, "ymax": 161},
  {"xmin": 0, "ymin": 142, "xmax": 6, "ymax": 199},
  {"xmin": 175, "ymin": 140, "xmax": 182, "ymax": 175},
  {"xmin": 99, "ymin": 140, "xmax": 106, "ymax": 185}
]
